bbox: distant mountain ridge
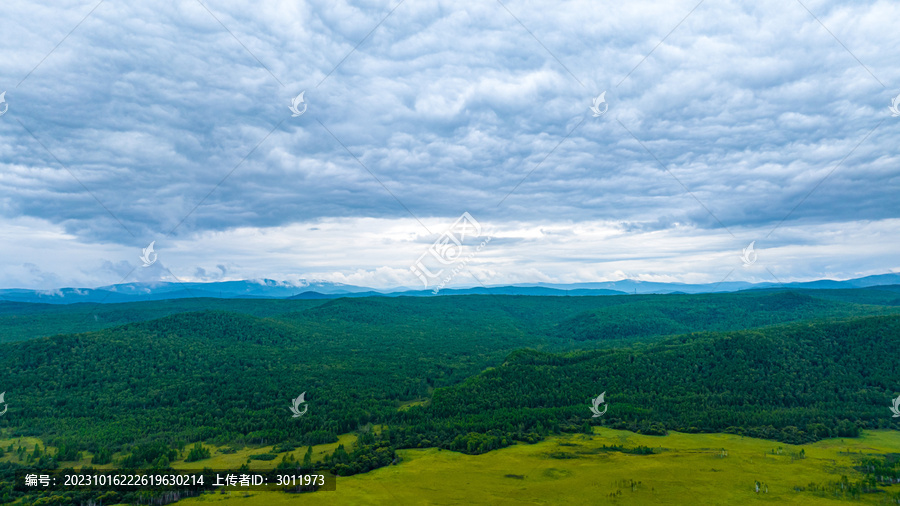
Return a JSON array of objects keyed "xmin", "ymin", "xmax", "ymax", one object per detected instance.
[{"xmin": 1, "ymin": 273, "xmax": 899, "ymax": 304}]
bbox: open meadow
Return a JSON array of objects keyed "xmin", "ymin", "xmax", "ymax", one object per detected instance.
[{"xmin": 134, "ymin": 429, "xmax": 900, "ymax": 505}]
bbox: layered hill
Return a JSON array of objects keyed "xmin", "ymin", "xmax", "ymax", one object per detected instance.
[
  {"xmin": 0, "ymin": 290, "xmax": 897, "ymax": 458},
  {"xmin": 553, "ymin": 291, "xmax": 896, "ymax": 341},
  {"xmin": 399, "ymin": 314, "xmax": 900, "ymax": 448}
]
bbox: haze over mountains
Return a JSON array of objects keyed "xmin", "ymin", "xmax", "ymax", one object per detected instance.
[{"xmin": 2, "ymin": 272, "xmax": 899, "ymax": 304}]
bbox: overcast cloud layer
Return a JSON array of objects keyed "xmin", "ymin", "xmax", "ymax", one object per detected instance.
[{"xmin": 1, "ymin": 0, "xmax": 898, "ymax": 290}]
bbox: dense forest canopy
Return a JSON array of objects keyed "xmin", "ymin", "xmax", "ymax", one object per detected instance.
[
  {"xmin": 3, "ymin": 286, "xmax": 899, "ymax": 344},
  {"xmin": 0, "ymin": 288, "xmax": 898, "ymax": 500}
]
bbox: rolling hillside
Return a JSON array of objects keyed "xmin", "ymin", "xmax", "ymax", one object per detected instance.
[{"xmin": 1, "ymin": 289, "xmax": 899, "ymax": 504}]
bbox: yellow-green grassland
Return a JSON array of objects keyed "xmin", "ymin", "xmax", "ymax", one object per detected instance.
[
  {"xmin": 7, "ymin": 428, "xmax": 894, "ymax": 505},
  {"xmin": 186, "ymin": 429, "xmax": 899, "ymax": 505}
]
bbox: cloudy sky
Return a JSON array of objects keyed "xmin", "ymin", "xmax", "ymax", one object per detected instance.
[{"xmin": 1, "ymin": 0, "xmax": 898, "ymax": 290}]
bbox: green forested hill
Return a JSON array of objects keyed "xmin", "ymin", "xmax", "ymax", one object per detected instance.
[
  {"xmin": 553, "ymin": 291, "xmax": 897, "ymax": 341},
  {"xmin": 0, "ymin": 298, "xmax": 327, "ymax": 343},
  {"xmin": 0, "ymin": 290, "xmax": 898, "ymax": 480},
  {"xmin": 1, "ymin": 301, "xmax": 549, "ymax": 451},
  {"xmin": 788, "ymin": 285, "xmax": 900, "ymax": 306},
  {"xmin": 2, "ymin": 289, "xmax": 896, "ymax": 345},
  {"xmin": 397, "ymin": 314, "xmax": 900, "ymax": 452}
]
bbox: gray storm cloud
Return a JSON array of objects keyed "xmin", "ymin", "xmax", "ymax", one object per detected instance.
[{"xmin": 0, "ymin": 0, "xmax": 898, "ymax": 289}]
